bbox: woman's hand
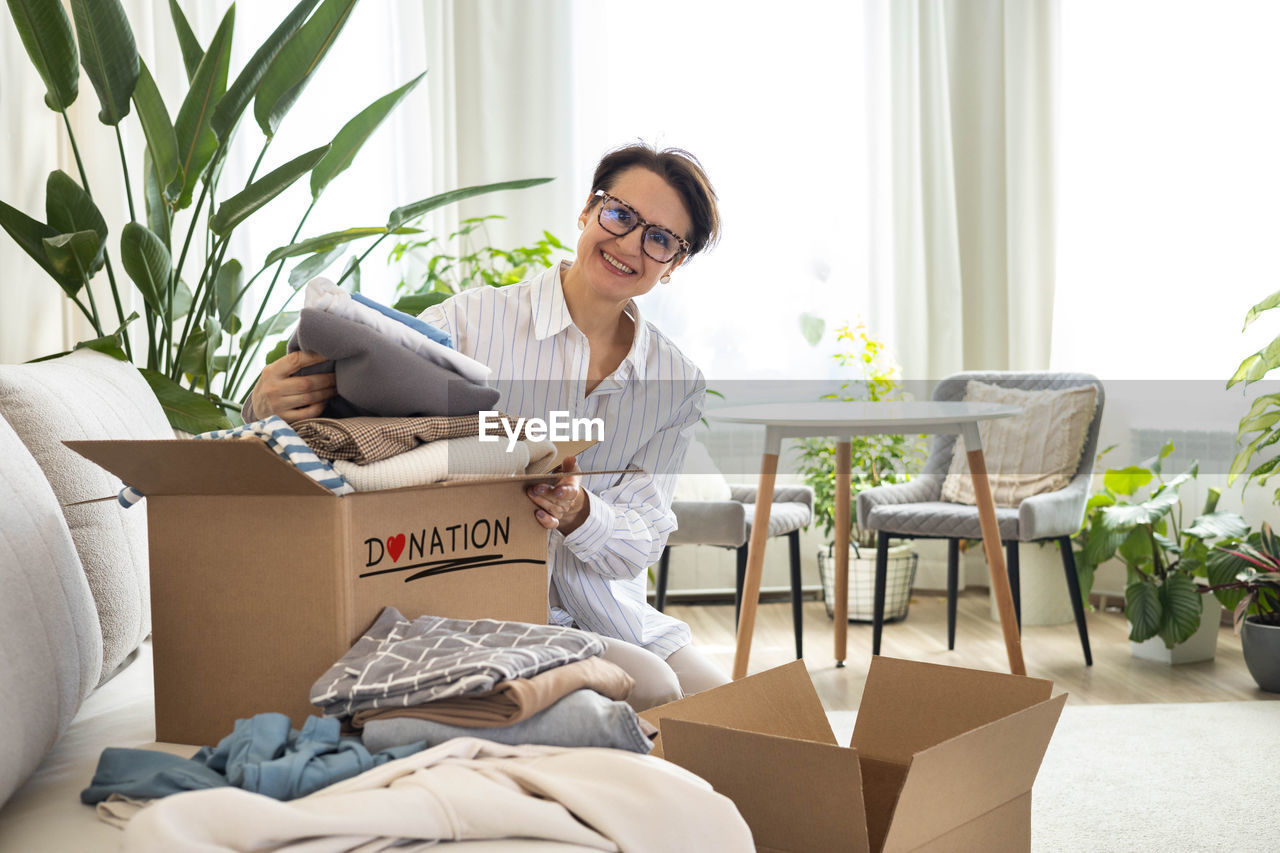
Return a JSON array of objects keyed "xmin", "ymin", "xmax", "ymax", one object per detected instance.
[
  {"xmin": 526, "ymin": 455, "xmax": 588, "ymax": 535},
  {"xmin": 247, "ymin": 351, "xmax": 336, "ymax": 424}
]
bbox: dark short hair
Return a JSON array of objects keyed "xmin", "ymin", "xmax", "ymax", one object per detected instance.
[{"xmin": 589, "ymin": 142, "xmax": 720, "ymax": 259}]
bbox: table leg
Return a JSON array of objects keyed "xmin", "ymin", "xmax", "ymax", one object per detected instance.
[
  {"xmin": 834, "ymin": 441, "xmax": 851, "ymax": 666},
  {"xmin": 966, "ymin": 444, "xmax": 1027, "ymax": 676},
  {"xmin": 732, "ymin": 452, "xmax": 778, "ymax": 680}
]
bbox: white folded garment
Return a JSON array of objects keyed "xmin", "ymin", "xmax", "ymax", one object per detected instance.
[
  {"xmin": 119, "ymin": 737, "xmax": 754, "ymax": 852},
  {"xmin": 331, "ymin": 435, "xmax": 557, "ymax": 491},
  {"xmin": 304, "ymin": 277, "xmax": 492, "ymax": 383}
]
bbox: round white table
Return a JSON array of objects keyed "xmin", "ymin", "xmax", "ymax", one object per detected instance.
[{"xmin": 706, "ymin": 401, "xmax": 1024, "ymax": 678}]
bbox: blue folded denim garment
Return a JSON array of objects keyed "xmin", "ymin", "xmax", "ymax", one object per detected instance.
[
  {"xmin": 360, "ymin": 689, "xmax": 653, "ymax": 755},
  {"xmin": 351, "ymin": 292, "xmax": 453, "ymax": 348},
  {"xmin": 81, "ymin": 713, "xmax": 424, "ymax": 804}
]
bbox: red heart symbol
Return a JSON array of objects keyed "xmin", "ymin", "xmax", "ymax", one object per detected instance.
[{"xmin": 387, "ymin": 534, "xmax": 406, "ymax": 563}]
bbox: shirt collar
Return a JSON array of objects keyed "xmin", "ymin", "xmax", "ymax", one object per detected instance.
[{"xmin": 531, "ymin": 261, "xmax": 650, "ymax": 383}]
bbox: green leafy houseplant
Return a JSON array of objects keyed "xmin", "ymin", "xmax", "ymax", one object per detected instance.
[
  {"xmin": 388, "ymin": 215, "xmax": 569, "ymax": 315},
  {"xmin": 1226, "ymin": 288, "xmax": 1280, "ymax": 501},
  {"xmin": 1073, "ymin": 442, "xmax": 1248, "ymax": 648},
  {"xmin": 1, "ymin": 0, "xmax": 548, "ymax": 432},
  {"xmin": 793, "ymin": 323, "xmax": 925, "ymax": 549},
  {"xmin": 1206, "ymin": 523, "xmax": 1280, "ymax": 631}
]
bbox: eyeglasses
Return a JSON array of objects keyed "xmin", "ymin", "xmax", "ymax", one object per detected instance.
[{"xmin": 592, "ymin": 191, "xmax": 691, "ymax": 264}]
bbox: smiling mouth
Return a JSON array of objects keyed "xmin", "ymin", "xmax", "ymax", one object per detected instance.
[{"xmin": 601, "ymin": 250, "xmax": 635, "ymax": 274}]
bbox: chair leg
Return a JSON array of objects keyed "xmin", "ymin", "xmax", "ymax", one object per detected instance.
[
  {"xmin": 1006, "ymin": 541, "xmax": 1022, "ymax": 631},
  {"xmin": 656, "ymin": 547, "xmax": 671, "ymax": 612},
  {"xmin": 1058, "ymin": 536, "xmax": 1093, "ymax": 666},
  {"xmin": 872, "ymin": 531, "xmax": 890, "ymax": 656},
  {"xmin": 788, "ymin": 530, "xmax": 803, "ymax": 660},
  {"xmin": 734, "ymin": 545, "xmax": 749, "ymax": 628},
  {"xmin": 946, "ymin": 538, "xmax": 960, "ymax": 650}
]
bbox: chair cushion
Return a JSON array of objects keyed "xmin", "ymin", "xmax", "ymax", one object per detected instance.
[
  {"xmin": 941, "ymin": 380, "xmax": 1097, "ymax": 507},
  {"xmin": 0, "ymin": 349, "xmax": 173, "ymax": 683},
  {"xmin": 863, "ymin": 500, "xmax": 1021, "ymax": 540},
  {"xmin": 743, "ymin": 501, "xmax": 813, "ymax": 538},
  {"xmin": 0, "ymin": 414, "xmax": 102, "ymax": 809},
  {"xmin": 668, "ymin": 501, "xmax": 746, "ymax": 548},
  {"xmin": 672, "ymin": 439, "xmax": 732, "ymax": 502}
]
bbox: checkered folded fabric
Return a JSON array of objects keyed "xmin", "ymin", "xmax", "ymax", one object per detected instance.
[
  {"xmin": 310, "ymin": 606, "xmax": 604, "ymax": 718},
  {"xmin": 293, "ymin": 413, "xmax": 528, "ymax": 464}
]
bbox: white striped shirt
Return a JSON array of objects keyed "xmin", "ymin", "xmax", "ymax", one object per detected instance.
[{"xmin": 420, "ymin": 263, "xmax": 703, "ymax": 658}]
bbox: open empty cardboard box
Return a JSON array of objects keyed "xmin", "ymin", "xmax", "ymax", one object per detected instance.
[
  {"xmin": 641, "ymin": 657, "xmax": 1067, "ymax": 853},
  {"xmin": 69, "ymin": 436, "xmax": 593, "ymax": 745}
]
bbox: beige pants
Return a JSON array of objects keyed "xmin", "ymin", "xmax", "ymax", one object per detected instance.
[{"xmin": 596, "ymin": 636, "xmax": 730, "ymax": 711}]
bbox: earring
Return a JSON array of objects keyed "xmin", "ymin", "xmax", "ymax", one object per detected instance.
[
  {"xmin": 660, "ymin": 274, "xmax": 671, "ymax": 284},
  {"xmin": 577, "ymin": 219, "xmax": 585, "ymax": 231}
]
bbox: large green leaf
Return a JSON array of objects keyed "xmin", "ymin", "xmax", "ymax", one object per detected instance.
[
  {"xmin": 173, "ymin": 4, "xmax": 234, "ymax": 208},
  {"xmin": 1156, "ymin": 574, "xmax": 1203, "ymax": 648},
  {"xmin": 1183, "ymin": 510, "xmax": 1250, "ymax": 541},
  {"xmin": 1100, "ymin": 490, "xmax": 1179, "ymax": 529},
  {"xmin": 69, "ymin": 0, "xmax": 138, "ymax": 125},
  {"xmin": 310, "ymin": 71, "xmax": 425, "ymax": 199},
  {"xmin": 388, "ymin": 178, "xmax": 555, "ymax": 230},
  {"xmin": 392, "ymin": 292, "xmax": 449, "ymax": 315},
  {"xmin": 1242, "ymin": 287, "xmax": 1280, "ymax": 331},
  {"xmin": 41, "ymin": 230, "xmax": 99, "ymax": 281},
  {"xmin": 211, "ymin": 0, "xmax": 320, "ymax": 143},
  {"xmin": 287, "ymin": 244, "xmax": 345, "ymax": 287},
  {"xmin": 0, "ymin": 198, "xmax": 81, "ymax": 295},
  {"xmin": 1228, "ymin": 353, "xmax": 1263, "ymax": 389},
  {"xmin": 214, "ymin": 259, "xmax": 243, "ymax": 325},
  {"xmin": 178, "ymin": 320, "xmax": 223, "ymax": 383},
  {"xmin": 265, "ymin": 226, "xmax": 399, "ymax": 265},
  {"xmin": 142, "ymin": 149, "xmax": 171, "ymax": 249},
  {"xmin": 1104, "ymin": 465, "xmax": 1152, "ymax": 496},
  {"xmin": 253, "ymin": 0, "xmax": 359, "ymax": 138},
  {"xmin": 139, "ymin": 367, "xmax": 232, "ymax": 432},
  {"xmin": 119, "ymin": 222, "xmax": 171, "ymax": 315},
  {"xmin": 1125, "ymin": 580, "xmax": 1161, "ymax": 643},
  {"xmin": 45, "ymin": 170, "xmax": 107, "ymax": 273},
  {"xmin": 167, "ymin": 0, "xmax": 203, "ymax": 83},
  {"xmin": 71, "ymin": 311, "xmax": 136, "ymax": 361},
  {"xmin": 131, "ymin": 60, "xmax": 181, "ymax": 193},
  {"xmin": 240, "ymin": 311, "xmax": 298, "ymax": 349},
  {"xmin": 1116, "ymin": 526, "xmax": 1154, "ymax": 569},
  {"xmin": 6, "ymin": 0, "xmax": 79, "ymax": 110},
  {"xmin": 1208, "ymin": 548, "xmax": 1251, "ymax": 611},
  {"xmin": 210, "ymin": 145, "xmax": 329, "ymax": 235}
]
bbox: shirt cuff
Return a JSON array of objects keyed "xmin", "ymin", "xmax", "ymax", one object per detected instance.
[{"xmin": 560, "ymin": 489, "xmax": 615, "ymax": 561}]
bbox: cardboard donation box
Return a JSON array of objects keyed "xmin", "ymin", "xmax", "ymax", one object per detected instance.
[
  {"xmin": 69, "ymin": 437, "xmax": 587, "ymax": 746},
  {"xmin": 641, "ymin": 657, "xmax": 1066, "ymax": 853}
]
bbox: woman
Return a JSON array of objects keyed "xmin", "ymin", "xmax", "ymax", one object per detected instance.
[{"xmin": 248, "ymin": 143, "xmax": 727, "ymax": 708}]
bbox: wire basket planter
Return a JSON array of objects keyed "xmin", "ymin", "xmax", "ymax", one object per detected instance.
[{"xmin": 818, "ymin": 542, "xmax": 918, "ymax": 622}]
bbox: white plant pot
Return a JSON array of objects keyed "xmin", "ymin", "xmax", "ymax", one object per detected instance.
[
  {"xmin": 1130, "ymin": 599, "xmax": 1222, "ymax": 665},
  {"xmin": 818, "ymin": 543, "xmax": 917, "ymax": 622},
  {"xmin": 987, "ymin": 543, "xmax": 1076, "ymax": 627}
]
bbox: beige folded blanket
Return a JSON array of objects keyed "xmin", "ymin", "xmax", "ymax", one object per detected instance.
[
  {"xmin": 349, "ymin": 655, "xmax": 635, "ymax": 729},
  {"xmin": 330, "ymin": 435, "xmax": 556, "ymax": 491},
  {"xmin": 294, "ymin": 413, "xmax": 528, "ymax": 464}
]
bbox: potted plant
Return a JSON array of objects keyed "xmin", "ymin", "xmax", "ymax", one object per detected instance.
[
  {"xmin": 0, "ymin": 0, "xmax": 548, "ymax": 432},
  {"xmin": 388, "ymin": 215, "xmax": 570, "ymax": 315},
  {"xmin": 793, "ymin": 322, "xmax": 925, "ymax": 622},
  {"xmin": 1206, "ymin": 524, "xmax": 1280, "ymax": 691},
  {"xmin": 1074, "ymin": 442, "xmax": 1248, "ymax": 663}
]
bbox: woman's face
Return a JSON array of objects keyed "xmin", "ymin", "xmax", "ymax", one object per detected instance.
[{"xmin": 574, "ymin": 167, "xmax": 692, "ymax": 305}]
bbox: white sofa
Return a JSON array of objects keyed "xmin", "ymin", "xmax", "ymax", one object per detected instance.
[{"xmin": 0, "ymin": 349, "xmax": 174, "ymax": 850}]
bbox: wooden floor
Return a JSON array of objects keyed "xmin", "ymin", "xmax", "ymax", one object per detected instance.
[{"xmin": 666, "ymin": 590, "xmax": 1279, "ymax": 710}]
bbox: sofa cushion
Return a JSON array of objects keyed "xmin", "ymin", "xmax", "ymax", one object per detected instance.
[
  {"xmin": 0, "ymin": 414, "xmax": 102, "ymax": 809},
  {"xmin": 941, "ymin": 380, "xmax": 1097, "ymax": 507},
  {"xmin": 0, "ymin": 349, "xmax": 172, "ymax": 683}
]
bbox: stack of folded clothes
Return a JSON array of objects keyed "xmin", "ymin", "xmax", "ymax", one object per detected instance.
[{"xmin": 311, "ymin": 606, "xmax": 656, "ymax": 754}]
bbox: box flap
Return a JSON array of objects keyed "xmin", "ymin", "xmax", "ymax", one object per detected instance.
[
  {"xmin": 66, "ymin": 439, "xmax": 332, "ymax": 497},
  {"xmin": 661, "ymin": 719, "xmax": 870, "ymax": 853},
  {"xmin": 879, "ymin": 693, "xmax": 1067, "ymax": 853},
  {"xmin": 640, "ymin": 660, "xmax": 834, "ymax": 757},
  {"xmin": 852, "ymin": 656, "xmax": 1053, "ymax": 763}
]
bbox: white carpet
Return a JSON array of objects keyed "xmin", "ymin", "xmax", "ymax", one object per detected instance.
[{"xmin": 829, "ymin": 700, "xmax": 1280, "ymax": 852}]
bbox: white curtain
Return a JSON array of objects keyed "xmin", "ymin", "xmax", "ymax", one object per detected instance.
[{"xmin": 870, "ymin": 0, "xmax": 1058, "ymax": 382}]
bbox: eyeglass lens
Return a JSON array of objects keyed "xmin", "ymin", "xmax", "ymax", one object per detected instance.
[{"xmin": 598, "ymin": 200, "xmax": 683, "ymax": 263}]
